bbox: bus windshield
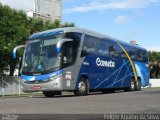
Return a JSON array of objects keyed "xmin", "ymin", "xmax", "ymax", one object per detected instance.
[{"xmin": 22, "ymin": 38, "xmax": 61, "ymax": 74}]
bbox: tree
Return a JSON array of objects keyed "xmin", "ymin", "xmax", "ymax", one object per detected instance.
[
  {"xmin": 0, "ymin": 3, "xmax": 30, "ymax": 75},
  {"xmin": 62, "ymin": 22, "xmax": 75, "ymax": 27},
  {"xmin": 53, "ymin": 19, "xmax": 61, "ymax": 28},
  {"xmin": 44, "ymin": 19, "xmax": 61, "ymax": 30},
  {"xmin": 31, "ymin": 19, "xmax": 75, "ymax": 32},
  {"xmin": 148, "ymin": 51, "xmax": 160, "ymax": 63},
  {"xmin": 30, "ymin": 17, "xmax": 45, "ymax": 34},
  {"xmin": 45, "ymin": 20, "xmax": 55, "ymax": 30},
  {"xmin": 0, "ymin": 3, "xmax": 76, "ymax": 76}
]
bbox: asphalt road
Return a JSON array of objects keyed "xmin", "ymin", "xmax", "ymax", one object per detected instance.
[{"xmin": 0, "ymin": 88, "xmax": 160, "ymax": 114}]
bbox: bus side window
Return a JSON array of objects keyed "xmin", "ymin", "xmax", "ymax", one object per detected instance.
[
  {"xmin": 81, "ymin": 35, "xmax": 96, "ymax": 57},
  {"xmin": 137, "ymin": 49, "xmax": 143, "ymax": 62},
  {"xmin": 65, "ymin": 32, "xmax": 82, "ymax": 62},
  {"xmin": 97, "ymin": 39, "xmax": 109, "ymax": 56},
  {"xmin": 65, "ymin": 32, "xmax": 82, "ymax": 47},
  {"xmin": 142, "ymin": 50, "xmax": 148, "ymax": 62},
  {"xmin": 129, "ymin": 48, "xmax": 136, "ymax": 60},
  {"xmin": 125, "ymin": 46, "xmax": 135, "ymax": 60},
  {"xmin": 108, "ymin": 41, "xmax": 118, "ymax": 57},
  {"xmin": 119, "ymin": 45, "xmax": 127, "ymax": 59},
  {"xmin": 61, "ymin": 41, "xmax": 74, "ymax": 68}
]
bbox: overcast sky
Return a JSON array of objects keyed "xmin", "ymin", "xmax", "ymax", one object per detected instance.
[{"xmin": 0, "ymin": 0, "xmax": 160, "ymax": 50}]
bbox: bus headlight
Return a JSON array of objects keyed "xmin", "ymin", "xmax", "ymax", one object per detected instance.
[{"xmin": 49, "ymin": 74, "xmax": 63, "ymax": 81}]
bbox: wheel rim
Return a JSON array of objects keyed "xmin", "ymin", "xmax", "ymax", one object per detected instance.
[
  {"xmin": 131, "ymin": 81, "xmax": 134, "ymax": 91},
  {"xmin": 138, "ymin": 80, "xmax": 141, "ymax": 90},
  {"xmin": 78, "ymin": 81, "xmax": 86, "ymax": 93}
]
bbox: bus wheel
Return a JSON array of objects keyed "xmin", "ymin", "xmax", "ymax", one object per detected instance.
[
  {"xmin": 126, "ymin": 79, "xmax": 135, "ymax": 92},
  {"xmin": 43, "ymin": 91, "xmax": 61, "ymax": 97},
  {"xmin": 74, "ymin": 78, "xmax": 88, "ymax": 96},
  {"xmin": 131, "ymin": 80, "xmax": 135, "ymax": 91},
  {"xmin": 135, "ymin": 79, "xmax": 141, "ymax": 91}
]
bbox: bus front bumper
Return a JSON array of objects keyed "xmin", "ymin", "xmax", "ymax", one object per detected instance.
[{"xmin": 21, "ymin": 78, "xmax": 63, "ymax": 92}]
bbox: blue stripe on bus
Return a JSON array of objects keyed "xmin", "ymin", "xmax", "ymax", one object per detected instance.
[
  {"xmin": 21, "ymin": 70, "xmax": 64, "ymax": 81},
  {"xmin": 29, "ymin": 30, "xmax": 64, "ymax": 39}
]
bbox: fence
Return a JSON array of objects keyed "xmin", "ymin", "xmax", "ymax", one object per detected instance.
[
  {"xmin": 0, "ymin": 76, "xmax": 23, "ymax": 97},
  {"xmin": 0, "ymin": 76, "xmax": 43, "ymax": 97},
  {"xmin": 149, "ymin": 79, "xmax": 160, "ymax": 87}
]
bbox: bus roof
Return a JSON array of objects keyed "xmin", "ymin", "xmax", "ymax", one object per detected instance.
[{"xmin": 29, "ymin": 27, "xmax": 146, "ymax": 51}]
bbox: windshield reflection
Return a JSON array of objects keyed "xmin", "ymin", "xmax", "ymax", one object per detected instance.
[{"xmin": 22, "ymin": 38, "xmax": 61, "ymax": 74}]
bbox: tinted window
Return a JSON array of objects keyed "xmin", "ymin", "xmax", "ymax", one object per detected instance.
[
  {"xmin": 61, "ymin": 41, "xmax": 74, "ymax": 68},
  {"xmin": 65, "ymin": 32, "xmax": 82, "ymax": 45},
  {"xmin": 97, "ymin": 39, "xmax": 109, "ymax": 56},
  {"xmin": 65, "ymin": 32, "xmax": 82, "ymax": 61},
  {"xmin": 81, "ymin": 35, "xmax": 96, "ymax": 57},
  {"xmin": 125, "ymin": 46, "xmax": 136, "ymax": 60},
  {"xmin": 128, "ymin": 47, "xmax": 136, "ymax": 60},
  {"xmin": 119, "ymin": 45, "xmax": 133, "ymax": 59},
  {"xmin": 143, "ymin": 50, "xmax": 148, "ymax": 62},
  {"xmin": 65, "ymin": 32, "xmax": 82, "ymax": 50},
  {"xmin": 108, "ymin": 41, "xmax": 118, "ymax": 57},
  {"xmin": 137, "ymin": 50, "xmax": 148, "ymax": 62},
  {"xmin": 136, "ymin": 49, "xmax": 143, "ymax": 62}
]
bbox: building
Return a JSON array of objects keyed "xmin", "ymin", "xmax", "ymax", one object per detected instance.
[
  {"xmin": 34, "ymin": 0, "xmax": 62, "ymax": 21},
  {"xmin": 27, "ymin": 11, "xmax": 34, "ymax": 18}
]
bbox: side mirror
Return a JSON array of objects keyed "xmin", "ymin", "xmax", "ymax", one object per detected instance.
[
  {"xmin": 13, "ymin": 45, "xmax": 25, "ymax": 59},
  {"xmin": 57, "ymin": 38, "xmax": 73, "ymax": 51}
]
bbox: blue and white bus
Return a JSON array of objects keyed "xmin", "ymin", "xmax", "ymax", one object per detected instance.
[{"xmin": 13, "ymin": 27, "xmax": 149, "ymax": 97}]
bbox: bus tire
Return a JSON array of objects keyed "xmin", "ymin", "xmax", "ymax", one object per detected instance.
[
  {"xmin": 74, "ymin": 78, "xmax": 88, "ymax": 96},
  {"xmin": 135, "ymin": 79, "xmax": 141, "ymax": 91},
  {"xmin": 43, "ymin": 91, "xmax": 61, "ymax": 97},
  {"xmin": 128, "ymin": 79, "xmax": 136, "ymax": 91}
]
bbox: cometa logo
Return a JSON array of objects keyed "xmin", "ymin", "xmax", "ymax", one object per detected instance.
[{"xmin": 96, "ymin": 58, "xmax": 115, "ymax": 67}]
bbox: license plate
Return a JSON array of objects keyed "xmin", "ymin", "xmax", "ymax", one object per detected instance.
[{"xmin": 33, "ymin": 86, "xmax": 41, "ymax": 90}]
